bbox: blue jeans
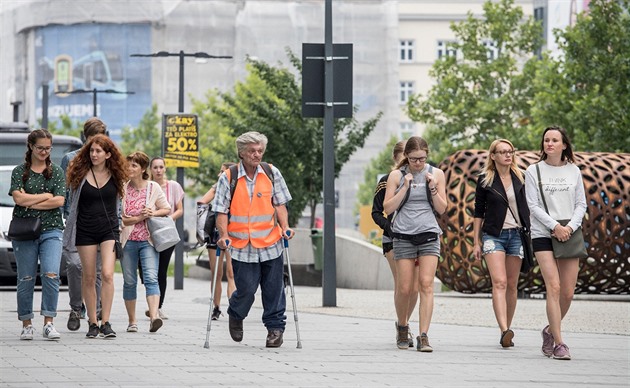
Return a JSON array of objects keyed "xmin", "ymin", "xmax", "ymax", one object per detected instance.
[
  {"xmin": 228, "ymin": 255, "xmax": 286, "ymax": 331},
  {"xmin": 121, "ymin": 240, "xmax": 160, "ymax": 300},
  {"xmin": 13, "ymin": 229, "xmax": 63, "ymax": 320},
  {"xmin": 482, "ymin": 228, "xmax": 523, "ymax": 258}
]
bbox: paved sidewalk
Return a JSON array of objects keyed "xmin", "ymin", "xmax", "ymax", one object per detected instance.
[{"xmin": 1, "ymin": 274, "xmax": 628, "ymax": 387}]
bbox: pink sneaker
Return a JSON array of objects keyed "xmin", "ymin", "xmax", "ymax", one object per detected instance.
[
  {"xmin": 541, "ymin": 325, "xmax": 554, "ymax": 357},
  {"xmin": 553, "ymin": 343, "xmax": 571, "ymax": 360}
]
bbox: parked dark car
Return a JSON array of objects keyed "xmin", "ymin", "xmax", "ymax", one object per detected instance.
[{"xmin": 0, "ymin": 123, "xmax": 81, "ymax": 287}]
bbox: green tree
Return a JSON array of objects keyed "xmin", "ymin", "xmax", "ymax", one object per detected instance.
[
  {"xmin": 406, "ymin": 0, "xmax": 543, "ymax": 161},
  {"xmin": 120, "ymin": 103, "xmax": 162, "ymax": 157},
  {"xmin": 354, "ymin": 136, "xmax": 400, "ymax": 213},
  {"xmin": 530, "ymin": 0, "xmax": 630, "ymax": 152},
  {"xmin": 42, "ymin": 114, "xmax": 82, "ymax": 138},
  {"xmin": 193, "ymin": 49, "xmax": 382, "ymax": 226}
]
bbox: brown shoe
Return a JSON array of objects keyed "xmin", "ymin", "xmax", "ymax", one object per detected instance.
[
  {"xmin": 500, "ymin": 329, "xmax": 514, "ymax": 348},
  {"xmin": 229, "ymin": 316, "xmax": 243, "ymax": 342},
  {"xmin": 266, "ymin": 329, "xmax": 283, "ymax": 348}
]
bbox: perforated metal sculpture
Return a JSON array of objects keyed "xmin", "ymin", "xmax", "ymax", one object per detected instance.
[{"xmin": 436, "ymin": 150, "xmax": 630, "ymax": 294}]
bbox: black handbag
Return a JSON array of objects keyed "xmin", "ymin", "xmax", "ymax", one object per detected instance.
[{"xmin": 8, "ymin": 217, "xmax": 42, "ymax": 241}]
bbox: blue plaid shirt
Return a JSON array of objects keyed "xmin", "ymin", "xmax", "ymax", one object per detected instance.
[{"xmin": 213, "ymin": 163, "xmax": 292, "ymax": 263}]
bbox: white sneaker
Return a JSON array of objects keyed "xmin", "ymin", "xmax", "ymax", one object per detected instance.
[
  {"xmin": 43, "ymin": 323, "xmax": 61, "ymax": 340},
  {"xmin": 20, "ymin": 325, "xmax": 34, "ymax": 340},
  {"xmin": 158, "ymin": 309, "xmax": 169, "ymax": 320}
]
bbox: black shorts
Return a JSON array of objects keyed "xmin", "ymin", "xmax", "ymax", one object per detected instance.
[
  {"xmin": 382, "ymin": 242, "xmax": 393, "ymax": 255},
  {"xmin": 205, "ymin": 229, "xmax": 219, "ymax": 249},
  {"xmin": 75, "ymin": 227, "xmax": 118, "ymax": 246},
  {"xmin": 532, "ymin": 237, "xmax": 553, "ymax": 252}
]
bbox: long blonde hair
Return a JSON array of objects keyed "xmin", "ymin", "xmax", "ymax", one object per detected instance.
[{"xmin": 480, "ymin": 139, "xmax": 524, "ymax": 187}]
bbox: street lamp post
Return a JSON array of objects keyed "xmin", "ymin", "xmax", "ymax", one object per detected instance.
[
  {"xmin": 55, "ymin": 88, "xmax": 135, "ymax": 117},
  {"xmin": 130, "ymin": 50, "xmax": 232, "ymax": 290}
]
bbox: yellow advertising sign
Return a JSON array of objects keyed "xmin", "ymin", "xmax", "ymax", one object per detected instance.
[{"xmin": 163, "ymin": 114, "xmax": 199, "ymax": 168}]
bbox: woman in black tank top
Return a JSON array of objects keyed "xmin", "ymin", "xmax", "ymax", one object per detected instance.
[{"xmin": 66, "ymin": 134, "xmax": 128, "ymax": 339}]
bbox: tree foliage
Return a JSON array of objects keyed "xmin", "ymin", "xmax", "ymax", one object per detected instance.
[
  {"xmin": 530, "ymin": 0, "xmax": 630, "ymax": 152},
  {"xmin": 407, "ymin": 0, "xmax": 630, "ymax": 157},
  {"xmin": 406, "ymin": 0, "xmax": 543, "ymax": 161},
  {"xmin": 193, "ymin": 49, "xmax": 382, "ymax": 226},
  {"xmin": 43, "ymin": 114, "xmax": 82, "ymax": 138},
  {"xmin": 354, "ymin": 136, "xmax": 399, "ymax": 213},
  {"xmin": 120, "ymin": 103, "xmax": 162, "ymax": 158}
]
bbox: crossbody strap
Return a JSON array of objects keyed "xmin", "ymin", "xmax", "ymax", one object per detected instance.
[
  {"xmin": 535, "ymin": 163, "xmax": 551, "ymax": 215},
  {"xmin": 489, "ymin": 185, "xmax": 522, "ymax": 228}
]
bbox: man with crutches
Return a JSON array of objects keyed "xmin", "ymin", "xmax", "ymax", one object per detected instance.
[{"xmin": 214, "ymin": 131, "xmax": 294, "ymax": 348}]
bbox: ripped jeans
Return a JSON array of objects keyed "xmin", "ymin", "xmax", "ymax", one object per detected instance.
[{"xmin": 13, "ymin": 229, "xmax": 63, "ymax": 321}]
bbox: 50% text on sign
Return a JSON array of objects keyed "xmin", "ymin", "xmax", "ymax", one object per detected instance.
[{"xmin": 162, "ymin": 114, "xmax": 199, "ymax": 168}]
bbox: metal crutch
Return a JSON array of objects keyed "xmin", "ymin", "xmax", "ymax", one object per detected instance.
[
  {"xmin": 283, "ymin": 231, "xmax": 302, "ymax": 349},
  {"xmin": 203, "ymin": 243, "xmax": 224, "ymax": 349}
]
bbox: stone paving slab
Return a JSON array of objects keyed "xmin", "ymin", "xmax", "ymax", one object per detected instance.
[{"xmin": 1, "ymin": 274, "xmax": 628, "ymax": 387}]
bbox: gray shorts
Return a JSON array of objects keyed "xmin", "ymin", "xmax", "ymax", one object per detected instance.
[{"xmin": 393, "ymin": 238, "xmax": 440, "ymax": 260}]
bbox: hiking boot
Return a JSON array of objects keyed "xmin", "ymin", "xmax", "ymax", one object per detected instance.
[
  {"xmin": 86, "ymin": 323, "xmax": 99, "ymax": 339},
  {"xmin": 417, "ymin": 333, "xmax": 433, "ymax": 352},
  {"xmin": 20, "ymin": 325, "xmax": 34, "ymax": 340},
  {"xmin": 229, "ymin": 316, "xmax": 243, "ymax": 342},
  {"xmin": 211, "ymin": 306, "xmax": 222, "ymax": 321},
  {"xmin": 541, "ymin": 325, "xmax": 554, "ymax": 357},
  {"xmin": 43, "ymin": 323, "xmax": 61, "ymax": 340},
  {"xmin": 150, "ymin": 318, "xmax": 163, "ymax": 333},
  {"xmin": 500, "ymin": 329, "xmax": 514, "ymax": 348},
  {"xmin": 266, "ymin": 329, "xmax": 284, "ymax": 348},
  {"xmin": 396, "ymin": 325, "xmax": 409, "ymax": 349},
  {"xmin": 67, "ymin": 310, "xmax": 81, "ymax": 331},
  {"xmin": 553, "ymin": 343, "xmax": 571, "ymax": 360},
  {"xmin": 99, "ymin": 321, "xmax": 116, "ymax": 338}
]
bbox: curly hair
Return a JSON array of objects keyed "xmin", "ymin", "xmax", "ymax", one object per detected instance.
[
  {"xmin": 67, "ymin": 134, "xmax": 128, "ymax": 197},
  {"xmin": 23, "ymin": 129, "xmax": 53, "ymax": 184}
]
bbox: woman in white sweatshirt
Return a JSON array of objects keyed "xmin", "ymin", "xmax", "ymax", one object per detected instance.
[{"xmin": 524, "ymin": 126, "xmax": 587, "ymax": 361}]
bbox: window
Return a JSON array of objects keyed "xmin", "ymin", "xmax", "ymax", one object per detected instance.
[
  {"xmin": 437, "ymin": 40, "xmax": 458, "ymax": 59},
  {"xmin": 399, "ymin": 81, "xmax": 414, "ymax": 104},
  {"xmin": 399, "ymin": 40, "xmax": 414, "ymax": 62},
  {"xmin": 483, "ymin": 40, "xmax": 500, "ymax": 61},
  {"xmin": 399, "ymin": 122, "xmax": 415, "ymax": 139}
]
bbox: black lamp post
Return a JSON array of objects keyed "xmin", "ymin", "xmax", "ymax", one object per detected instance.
[
  {"xmin": 130, "ymin": 50, "xmax": 232, "ymax": 290},
  {"xmin": 55, "ymin": 88, "xmax": 135, "ymax": 117}
]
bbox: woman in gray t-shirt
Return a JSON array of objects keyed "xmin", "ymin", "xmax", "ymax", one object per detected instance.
[{"xmin": 383, "ymin": 136, "xmax": 447, "ymax": 352}]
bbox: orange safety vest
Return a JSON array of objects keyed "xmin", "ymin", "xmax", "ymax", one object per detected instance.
[{"xmin": 226, "ymin": 165, "xmax": 282, "ymax": 249}]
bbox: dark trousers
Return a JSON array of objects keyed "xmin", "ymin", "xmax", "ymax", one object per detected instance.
[
  {"xmin": 138, "ymin": 245, "xmax": 174, "ymax": 308},
  {"xmin": 227, "ymin": 255, "xmax": 286, "ymax": 331}
]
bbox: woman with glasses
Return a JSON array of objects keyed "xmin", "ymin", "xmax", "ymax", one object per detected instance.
[
  {"xmin": 383, "ymin": 136, "xmax": 447, "ymax": 352},
  {"xmin": 472, "ymin": 139, "xmax": 530, "ymax": 348},
  {"xmin": 371, "ymin": 140, "xmax": 418, "ymax": 348},
  {"xmin": 65, "ymin": 134, "xmax": 128, "ymax": 339},
  {"xmin": 10, "ymin": 129, "xmax": 66, "ymax": 340}
]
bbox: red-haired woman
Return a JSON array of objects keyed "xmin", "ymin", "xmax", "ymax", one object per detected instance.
[{"xmin": 65, "ymin": 134, "xmax": 128, "ymax": 339}]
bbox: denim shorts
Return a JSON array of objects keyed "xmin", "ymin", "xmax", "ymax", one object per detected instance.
[
  {"xmin": 482, "ymin": 229, "xmax": 523, "ymax": 258},
  {"xmin": 393, "ymin": 238, "xmax": 440, "ymax": 259}
]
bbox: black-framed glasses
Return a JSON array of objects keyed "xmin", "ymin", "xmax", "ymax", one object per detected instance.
[
  {"xmin": 33, "ymin": 145, "xmax": 53, "ymax": 153},
  {"xmin": 408, "ymin": 156, "xmax": 427, "ymax": 163},
  {"xmin": 494, "ymin": 150, "xmax": 514, "ymax": 156}
]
